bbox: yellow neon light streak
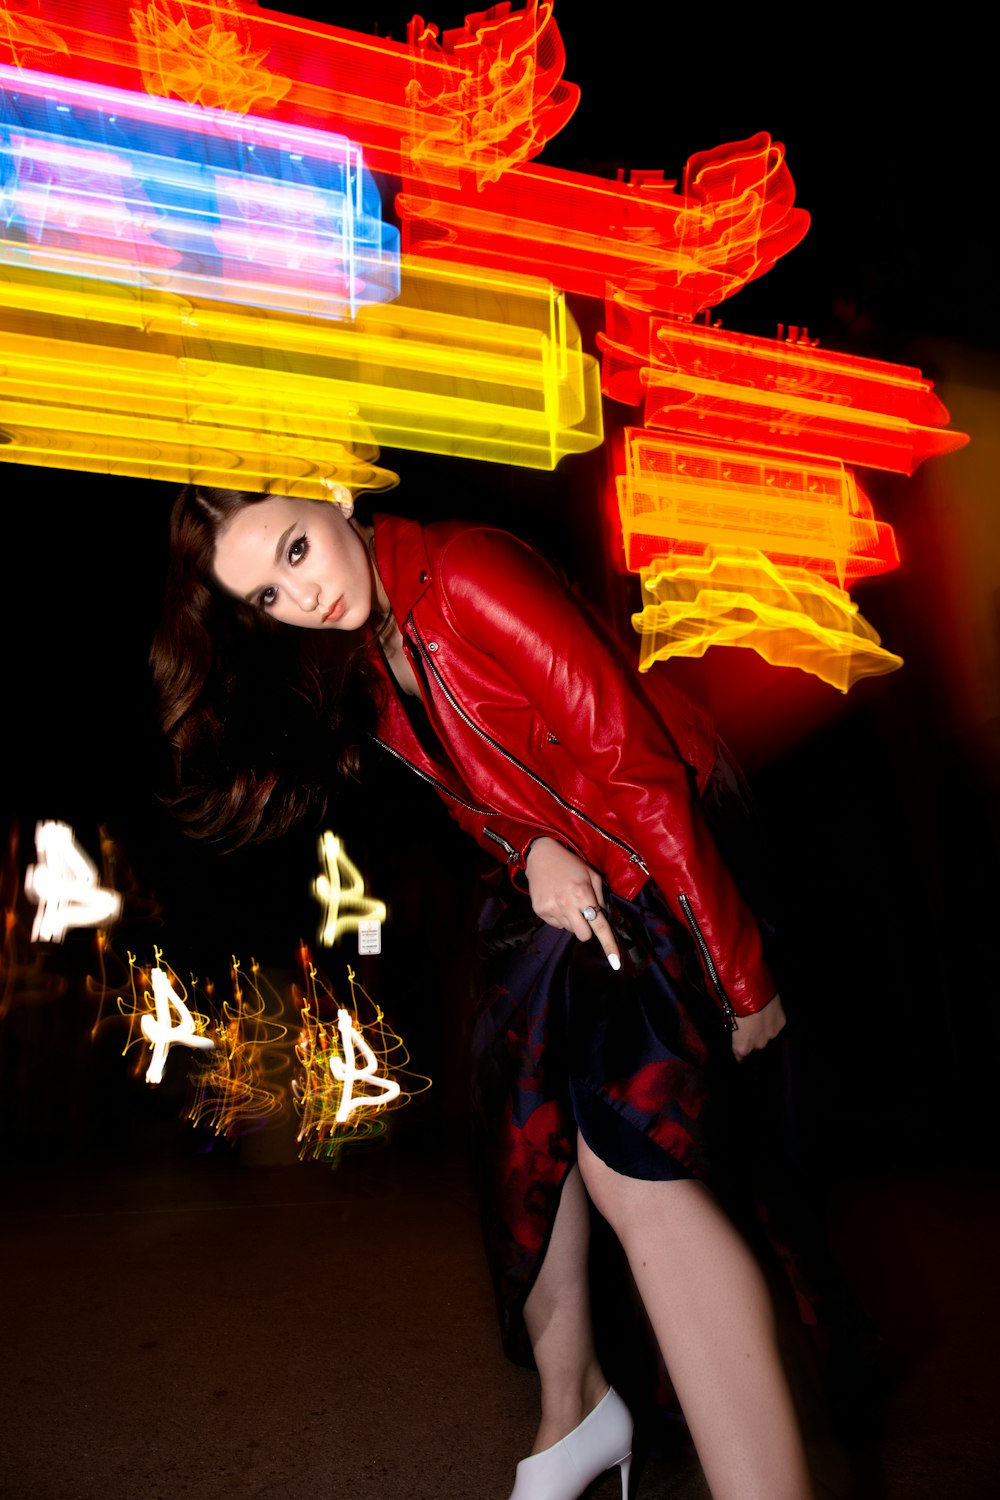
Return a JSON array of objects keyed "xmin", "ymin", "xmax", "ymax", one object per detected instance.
[
  {"xmin": 88, "ymin": 929, "xmax": 289, "ymax": 1133},
  {"xmin": 0, "ymin": 257, "xmax": 601, "ymax": 475},
  {"xmin": 635, "ymin": 549, "xmax": 903, "ymax": 693},
  {"xmin": 184, "ymin": 957, "xmax": 288, "ymax": 1140},
  {"xmin": 292, "ymin": 953, "xmax": 429, "ymax": 1163},
  {"xmin": 617, "ymin": 430, "xmax": 897, "ymax": 584},
  {"xmin": 23, "ymin": 819, "xmax": 122, "ymax": 942},
  {"xmin": 313, "ymin": 831, "xmax": 387, "ymax": 948}
]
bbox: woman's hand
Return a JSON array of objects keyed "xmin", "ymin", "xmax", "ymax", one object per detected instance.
[
  {"xmin": 731, "ymin": 992, "xmax": 786, "ymax": 1060},
  {"xmin": 525, "ymin": 838, "xmax": 622, "ymax": 970}
]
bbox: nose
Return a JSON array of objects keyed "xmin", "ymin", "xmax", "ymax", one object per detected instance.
[{"xmin": 285, "ymin": 577, "xmax": 319, "ymax": 613}]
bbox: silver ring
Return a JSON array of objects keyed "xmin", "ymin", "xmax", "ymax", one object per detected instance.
[{"xmin": 581, "ymin": 906, "xmax": 598, "ymax": 923}]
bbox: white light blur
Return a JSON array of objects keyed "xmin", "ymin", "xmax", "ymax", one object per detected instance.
[
  {"xmin": 24, "ymin": 821, "xmax": 122, "ymax": 942},
  {"xmin": 330, "ymin": 1007, "xmax": 400, "ymax": 1122},
  {"xmin": 140, "ymin": 967, "xmax": 215, "ymax": 1086}
]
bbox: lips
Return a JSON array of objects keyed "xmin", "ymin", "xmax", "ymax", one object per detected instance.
[{"xmin": 322, "ymin": 596, "xmax": 346, "ymax": 624}]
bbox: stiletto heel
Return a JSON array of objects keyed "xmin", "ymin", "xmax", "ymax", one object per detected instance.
[{"xmin": 507, "ymin": 1387, "xmax": 634, "ymax": 1500}]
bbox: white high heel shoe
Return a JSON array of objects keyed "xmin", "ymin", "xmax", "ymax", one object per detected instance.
[{"xmin": 507, "ymin": 1386, "xmax": 633, "ymax": 1500}]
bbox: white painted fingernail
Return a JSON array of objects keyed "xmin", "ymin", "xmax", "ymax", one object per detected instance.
[{"xmin": 608, "ymin": 954, "xmax": 621, "ymax": 971}]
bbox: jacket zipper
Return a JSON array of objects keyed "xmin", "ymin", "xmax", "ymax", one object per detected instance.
[
  {"xmin": 372, "ymin": 736, "xmax": 503, "ymax": 819},
  {"xmin": 397, "ymin": 625, "xmax": 736, "ymax": 1018},
  {"xmin": 677, "ymin": 893, "xmax": 737, "ymax": 1028},
  {"xmin": 481, "ymin": 828, "xmax": 520, "ymax": 862},
  {"xmin": 409, "ymin": 619, "xmax": 650, "ymax": 877},
  {"xmin": 375, "ymin": 740, "xmax": 523, "ymax": 864}
]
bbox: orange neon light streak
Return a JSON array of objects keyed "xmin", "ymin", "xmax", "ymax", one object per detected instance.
[
  {"xmin": 183, "ymin": 957, "xmax": 289, "ymax": 1141},
  {"xmin": 618, "ymin": 430, "xmax": 898, "ymax": 584},
  {"xmin": 404, "ymin": 1, "xmax": 578, "ymax": 189},
  {"xmin": 131, "ymin": 0, "xmax": 292, "ymax": 113},
  {"xmin": 116, "ymin": 947, "xmax": 214, "ymax": 1084},
  {"xmin": 600, "ymin": 289, "xmax": 964, "ymax": 686}
]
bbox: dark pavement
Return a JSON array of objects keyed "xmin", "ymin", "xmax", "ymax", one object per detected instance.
[{"xmin": 2, "ymin": 1132, "xmax": 998, "ymax": 1500}]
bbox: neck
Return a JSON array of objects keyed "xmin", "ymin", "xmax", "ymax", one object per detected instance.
[
  {"xmin": 360, "ymin": 523, "xmax": 419, "ymax": 696},
  {"xmin": 353, "ymin": 521, "xmax": 387, "ymax": 606},
  {"xmin": 382, "ymin": 618, "xmax": 419, "ymax": 696}
]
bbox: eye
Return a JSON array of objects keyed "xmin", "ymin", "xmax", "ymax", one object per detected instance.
[
  {"xmin": 259, "ymin": 585, "xmax": 277, "ymax": 609},
  {"xmin": 288, "ymin": 534, "xmax": 308, "ymax": 564}
]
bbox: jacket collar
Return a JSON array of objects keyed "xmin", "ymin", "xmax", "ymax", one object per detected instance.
[{"xmin": 372, "ymin": 513, "xmax": 434, "ymax": 623}]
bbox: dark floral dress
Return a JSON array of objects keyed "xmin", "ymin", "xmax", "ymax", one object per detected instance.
[{"xmin": 471, "ymin": 747, "xmax": 824, "ymax": 1369}]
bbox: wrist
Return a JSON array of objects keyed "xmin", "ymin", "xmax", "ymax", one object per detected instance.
[
  {"xmin": 523, "ymin": 835, "xmax": 546, "ymax": 866},
  {"xmin": 519, "ymin": 835, "xmax": 561, "ymax": 891}
]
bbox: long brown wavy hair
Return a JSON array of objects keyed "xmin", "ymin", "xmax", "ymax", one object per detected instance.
[{"xmin": 151, "ymin": 486, "xmax": 386, "ymax": 847}]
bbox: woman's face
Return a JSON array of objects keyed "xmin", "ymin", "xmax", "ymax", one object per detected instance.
[{"xmin": 213, "ymin": 495, "xmax": 374, "ymax": 631}]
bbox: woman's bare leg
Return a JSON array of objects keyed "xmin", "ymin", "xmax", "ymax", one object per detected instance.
[
  {"xmin": 577, "ymin": 1134, "xmax": 814, "ymax": 1500},
  {"xmin": 522, "ymin": 1164, "xmax": 609, "ymax": 1454}
]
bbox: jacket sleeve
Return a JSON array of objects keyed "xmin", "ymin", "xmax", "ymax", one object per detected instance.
[
  {"xmin": 437, "ymin": 528, "xmax": 777, "ymax": 1018},
  {"xmin": 440, "ymin": 798, "xmax": 542, "ymax": 891}
]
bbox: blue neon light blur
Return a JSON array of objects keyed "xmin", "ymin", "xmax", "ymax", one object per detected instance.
[{"xmin": 0, "ymin": 64, "xmax": 400, "ymax": 319}]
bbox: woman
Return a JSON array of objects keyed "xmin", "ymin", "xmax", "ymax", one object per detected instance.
[{"xmin": 153, "ymin": 482, "xmax": 814, "ymax": 1500}]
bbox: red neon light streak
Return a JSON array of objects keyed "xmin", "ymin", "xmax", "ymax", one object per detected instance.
[
  {"xmin": 2, "ymin": 6, "xmax": 807, "ymax": 312},
  {"xmin": 1, "ymin": 1, "xmax": 970, "ymax": 687},
  {"xmin": 400, "ymin": 132, "xmax": 808, "ymax": 312},
  {"xmin": 601, "ymin": 303, "xmax": 964, "ymax": 476},
  {"xmin": 0, "ymin": 2, "xmax": 477, "ymax": 174}
]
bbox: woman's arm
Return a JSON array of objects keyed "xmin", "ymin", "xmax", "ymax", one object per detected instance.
[{"xmin": 436, "ymin": 528, "xmax": 777, "ymax": 1019}]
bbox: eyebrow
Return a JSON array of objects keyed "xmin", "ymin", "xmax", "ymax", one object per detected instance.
[{"xmin": 243, "ymin": 523, "xmax": 296, "ymax": 602}]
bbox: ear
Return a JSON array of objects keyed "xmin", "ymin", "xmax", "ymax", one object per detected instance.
[{"xmin": 321, "ymin": 479, "xmax": 354, "ymax": 518}]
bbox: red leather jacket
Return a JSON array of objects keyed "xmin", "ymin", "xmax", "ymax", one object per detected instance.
[{"xmin": 369, "ymin": 515, "xmax": 776, "ymax": 1018}]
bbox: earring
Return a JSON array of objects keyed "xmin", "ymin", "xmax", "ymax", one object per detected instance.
[{"xmin": 320, "ymin": 478, "xmax": 354, "ymax": 518}]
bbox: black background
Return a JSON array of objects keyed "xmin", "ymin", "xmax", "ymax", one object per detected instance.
[{"xmin": 2, "ymin": 2, "xmax": 996, "ymax": 1171}]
